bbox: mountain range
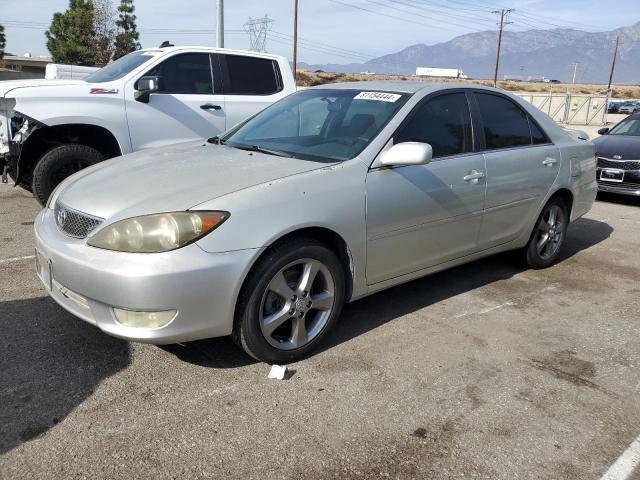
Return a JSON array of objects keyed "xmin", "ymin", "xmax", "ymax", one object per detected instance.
[{"xmin": 299, "ymin": 21, "xmax": 640, "ymax": 84}]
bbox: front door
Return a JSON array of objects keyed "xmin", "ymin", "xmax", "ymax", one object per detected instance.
[
  {"xmin": 124, "ymin": 52, "xmax": 226, "ymax": 150},
  {"xmin": 473, "ymin": 92, "xmax": 561, "ymax": 247},
  {"xmin": 366, "ymin": 92, "xmax": 486, "ymax": 284}
]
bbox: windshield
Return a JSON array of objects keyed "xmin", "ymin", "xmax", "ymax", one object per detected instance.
[
  {"xmin": 608, "ymin": 116, "xmax": 640, "ymax": 136},
  {"xmin": 222, "ymin": 89, "xmax": 409, "ymax": 162},
  {"xmin": 85, "ymin": 50, "xmax": 159, "ymax": 83}
]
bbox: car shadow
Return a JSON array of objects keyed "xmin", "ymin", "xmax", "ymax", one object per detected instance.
[
  {"xmin": 160, "ymin": 338, "xmax": 257, "ymax": 368},
  {"xmin": 0, "ymin": 296, "xmax": 130, "ymax": 455},
  {"xmin": 319, "ymin": 216, "xmax": 613, "ymax": 354}
]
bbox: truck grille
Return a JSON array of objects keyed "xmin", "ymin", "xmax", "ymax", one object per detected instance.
[
  {"xmin": 597, "ymin": 157, "xmax": 640, "ymax": 171},
  {"xmin": 54, "ymin": 202, "xmax": 104, "ymax": 239}
]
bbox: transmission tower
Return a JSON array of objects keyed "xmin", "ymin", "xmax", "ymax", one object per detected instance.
[{"xmin": 244, "ymin": 15, "xmax": 275, "ymax": 52}]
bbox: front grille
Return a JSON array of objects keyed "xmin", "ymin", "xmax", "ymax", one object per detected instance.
[
  {"xmin": 597, "ymin": 180, "xmax": 640, "ymax": 194},
  {"xmin": 54, "ymin": 202, "xmax": 104, "ymax": 238},
  {"xmin": 597, "ymin": 157, "xmax": 640, "ymax": 171}
]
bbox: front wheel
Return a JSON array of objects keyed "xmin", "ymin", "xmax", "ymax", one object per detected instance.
[
  {"xmin": 525, "ymin": 198, "xmax": 569, "ymax": 269},
  {"xmin": 234, "ymin": 238, "xmax": 345, "ymax": 364},
  {"xmin": 31, "ymin": 144, "xmax": 104, "ymax": 206}
]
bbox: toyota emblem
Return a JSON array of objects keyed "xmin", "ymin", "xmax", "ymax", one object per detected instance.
[
  {"xmin": 613, "ymin": 154, "xmax": 622, "ymax": 160},
  {"xmin": 57, "ymin": 207, "xmax": 67, "ymax": 226}
]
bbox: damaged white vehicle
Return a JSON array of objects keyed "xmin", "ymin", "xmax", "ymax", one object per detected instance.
[{"xmin": 0, "ymin": 46, "xmax": 295, "ymax": 205}]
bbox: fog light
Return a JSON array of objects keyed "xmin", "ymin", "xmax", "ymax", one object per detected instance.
[{"xmin": 113, "ymin": 308, "xmax": 177, "ymax": 329}]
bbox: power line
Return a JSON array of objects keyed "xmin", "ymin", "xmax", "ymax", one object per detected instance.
[{"xmin": 367, "ymin": 0, "xmax": 496, "ymax": 30}]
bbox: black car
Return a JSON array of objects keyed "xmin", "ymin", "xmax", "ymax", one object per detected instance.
[
  {"xmin": 607, "ymin": 102, "xmax": 621, "ymax": 114},
  {"xmin": 594, "ymin": 113, "xmax": 640, "ymax": 196}
]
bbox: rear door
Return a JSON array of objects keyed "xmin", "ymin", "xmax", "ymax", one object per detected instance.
[
  {"xmin": 365, "ymin": 91, "xmax": 486, "ymax": 284},
  {"xmin": 125, "ymin": 52, "xmax": 226, "ymax": 150},
  {"xmin": 473, "ymin": 92, "xmax": 560, "ymax": 248},
  {"xmin": 215, "ymin": 53, "xmax": 288, "ymax": 129}
]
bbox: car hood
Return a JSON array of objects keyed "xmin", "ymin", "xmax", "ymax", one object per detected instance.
[
  {"xmin": 593, "ymin": 135, "xmax": 640, "ymax": 160},
  {"xmin": 57, "ymin": 141, "xmax": 333, "ymax": 220},
  {"xmin": 0, "ymin": 79, "xmax": 86, "ymax": 97}
]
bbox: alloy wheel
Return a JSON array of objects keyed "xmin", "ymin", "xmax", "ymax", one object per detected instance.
[
  {"xmin": 259, "ymin": 258, "xmax": 336, "ymax": 351},
  {"xmin": 535, "ymin": 204, "xmax": 566, "ymax": 260}
]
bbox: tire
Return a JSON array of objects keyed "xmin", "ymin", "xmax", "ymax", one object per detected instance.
[
  {"xmin": 524, "ymin": 197, "xmax": 569, "ymax": 269},
  {"xmin": 31, "ymin": 144, "xmax": 104, "ymax": 206},
  {"xmin": 233, "ymin": 237, "xmax": 346, "ymax": 364}
]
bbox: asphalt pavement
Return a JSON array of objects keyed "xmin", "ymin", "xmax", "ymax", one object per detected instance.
[{"xmin": 1, "ymin": 181, "xmax": 640, "ymax": 479}]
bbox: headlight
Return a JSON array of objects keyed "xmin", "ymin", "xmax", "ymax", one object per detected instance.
[{"xmin": 87, "ymin": 211, "xmax": 229, "ymax": 253}]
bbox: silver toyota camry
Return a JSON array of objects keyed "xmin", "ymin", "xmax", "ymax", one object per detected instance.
[{"xmin": 35, "ymin": 81, "xmax": 597, "ymax": 363}]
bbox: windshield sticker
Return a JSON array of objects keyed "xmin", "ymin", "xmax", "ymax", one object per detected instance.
[{"xmin": 354, "ymin": 91, "xmax": 402, "ymax": 102}]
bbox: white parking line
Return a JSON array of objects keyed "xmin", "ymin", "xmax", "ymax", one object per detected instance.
[
  {"xmin": 0, "ymin": 255, "xmax": 35, "ymax": 264},
  {"xmin": 600, "ymin": 434, "xmax": 640, "ymax": 480}
]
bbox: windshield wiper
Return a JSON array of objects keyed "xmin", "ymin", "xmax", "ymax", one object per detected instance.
[
  {"xmin": 207, "ymin": 136, "xmax": 225, "ymax": 145},
  {"xmin": 232, "ymin": 144, "xmax": 294, "ymax": 158}
]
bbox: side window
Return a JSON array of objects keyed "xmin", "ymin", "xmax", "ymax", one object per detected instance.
[
  {"xmin": 222, "ymin": 55, "xmax": 281, "ymax": 95},
  {"xmin": 529, "ymin": 116, "xmax": 550, "ymax": 144},
  {"xmin": 147, "ymin": 53, "xmax": 213, "ymax": 94},
  {"xmin": 395, "ymin": 93, "xmax": 472, "ymax": 158},
  {"xmin": 476, "ymin": 93, "xmax": 531, "ymax": 149}
]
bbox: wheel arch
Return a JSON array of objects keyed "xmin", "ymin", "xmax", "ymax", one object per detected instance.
[
  {"xmin": 238, "ymin": 226, "xmax": 355, "ymax": 309},
  {"xmin": 548, "ymin": 187, "xmax": 574, "ymax": 218},
  {"xmin": 17, "ymin": 123, "xmax": 122, "ymax": 182}
]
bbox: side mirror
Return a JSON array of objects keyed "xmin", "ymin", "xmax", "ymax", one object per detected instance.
[
  {"xmin": 597, "ymin": 127, "xmax": 610, "ymax": 135},
  {"xmin": 379, "ymin": 142, "xmax": 432, "ymax": 167},
  {"xmin": 135, "ymin": 76, "xmax": 164, "ymax": 103}
]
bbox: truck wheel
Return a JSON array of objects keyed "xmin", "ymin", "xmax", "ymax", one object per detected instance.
[{"xmin": 32, "ymin": 144, "xmax": 104, "ymax": 206}]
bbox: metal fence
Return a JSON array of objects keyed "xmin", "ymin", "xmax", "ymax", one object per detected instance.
[{"xmin": 516, "ymin": 93, "xmax": 608, "ymax": 126}]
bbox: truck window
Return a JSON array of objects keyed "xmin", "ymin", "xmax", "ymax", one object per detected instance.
[
  {"xmin": 147, "ymin": 53, "xmax": 214, "ymax": 95},
  {"xmin": 221, "ymin": 55, "xmax": 282, "ymax": 95}
]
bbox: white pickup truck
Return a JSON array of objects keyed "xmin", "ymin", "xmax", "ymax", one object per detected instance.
[{"xmin": 0, "ymin": 46, "xmax": 295, "ymax": 205}]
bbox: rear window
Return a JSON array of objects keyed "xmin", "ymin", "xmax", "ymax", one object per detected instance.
[
  {"xmin": 476, "ymin": 93, "xmax": 532, "ymax": 149},
  {"xmin": 221, "ymin": 55, "xmax": 281, "ymax": 95},
  {"xmin": 529, "ymin": 117, "xmax": 550, "ymax": 144}
]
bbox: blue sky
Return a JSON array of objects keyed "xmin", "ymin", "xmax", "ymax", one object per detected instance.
[{"xmin": 2, "ymin": 0, "xmax": 639, "ymax": 64}]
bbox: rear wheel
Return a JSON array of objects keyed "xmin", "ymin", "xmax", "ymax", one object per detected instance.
[
  {"xmin": 31, "ymin": 144, "xmax": 104, "ymax": 206},
  {"xmin": 234, "ymin": 238, "xmax": 345, "ymax": 364},
  {"xmin": 525, "ymin": 198, "xmax": 569, "ymax": 269}
]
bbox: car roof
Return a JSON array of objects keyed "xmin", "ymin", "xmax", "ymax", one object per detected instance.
[
  {"xmin": 139, "ymin": 46, "xmax": 286, "ymax": 61},
  {"xmin": 308, "ymin": 80, "xmax": 504, "ymax": 95}
]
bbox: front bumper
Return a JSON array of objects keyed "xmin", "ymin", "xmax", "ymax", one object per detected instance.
[
  {"xmin": 596, "ymin": 168, "xmax": 640, "ymax": 196},
  {"xmin": 34, "ymin": 208, "xmax": 259, "ymax": 344}
]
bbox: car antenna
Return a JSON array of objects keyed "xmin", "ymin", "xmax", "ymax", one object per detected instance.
[{"xmin": 159, "ymin": 41, "xmax": 174, "ymax": 48}]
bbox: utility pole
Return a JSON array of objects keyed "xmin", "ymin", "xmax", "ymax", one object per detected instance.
[
  {"xmin": 607, "ymin": 36, "xmax": 619, "ymax": 93},
  {"xmin": 216, "ymin": 0, "xmax": 224, "ymax": 48},
  {"xmin": 293, "ymin": 0, "xmax": 299, "ymax": 82},
  {"xmin": 492, "ymin": 8, "xmax": 513, "ymax": 88},
  {"xmin": 571, "ymin": 62, "xmax": 580, "ymax": 84}
]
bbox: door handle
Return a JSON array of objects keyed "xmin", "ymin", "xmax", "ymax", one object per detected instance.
[
  {"xmin": 463, "ymin": 170, "xmax": 485, "ymax": 183},
  {"xmin": 543, "ymin": 157, "xmax": 559, "ymax": 166},
  {"xmin": 200, "ymin": 104, "xmax": 222, "ymax": 110}
]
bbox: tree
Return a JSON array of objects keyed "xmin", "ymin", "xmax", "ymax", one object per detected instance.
[
  {"xmin": 93, "ymin": 0, "xmax": 116, "ymax": 66},
  {"xmin": 114, "ymin": 0, "xmax": 141, "ymax": 60},
  {"xmin": 46, "ymin": 0, "xmax": 97, "ymax": 66},
  {"xmin": 0, "ymin": 24, "xmax": 6, "ymax": 60}
]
